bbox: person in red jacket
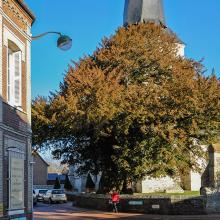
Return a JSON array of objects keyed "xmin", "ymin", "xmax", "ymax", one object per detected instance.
[{"xmin": 111, "ymin": 190, "xmax": 120, "ymax": 213}]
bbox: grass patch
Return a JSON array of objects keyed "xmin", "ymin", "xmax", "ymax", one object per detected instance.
[{"xmin": 134, "ymin": 191, "xmax": 200, "ymax": 196}]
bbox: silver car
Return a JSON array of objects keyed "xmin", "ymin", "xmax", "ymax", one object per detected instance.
[{"xmin": 43, "ymin": 189, "xmax": 67, "ymax": 203}]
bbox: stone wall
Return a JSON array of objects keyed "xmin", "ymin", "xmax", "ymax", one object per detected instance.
[
  {"xmin": 206, "ymin": 193, "xmax": 220, "ymax": 214},
  {"xmin": 67, "ymin": 194, "xmax": 211, "ymax": 215}
]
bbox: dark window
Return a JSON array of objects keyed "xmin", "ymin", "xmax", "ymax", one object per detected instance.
[{"xmin": 52, "ymin": 190, "xmax": 64, "ymax": 194}]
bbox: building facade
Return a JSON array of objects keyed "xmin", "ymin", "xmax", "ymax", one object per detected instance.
[
  {"xmin": 0, "ymin": 0, "xmax": 34, "ymax": 219},
  {"xmin": 33, "ymin": 153, "xmax": 49, "ymax": 186}
]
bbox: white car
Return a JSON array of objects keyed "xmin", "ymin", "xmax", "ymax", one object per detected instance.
[
  {"xmin": 43, "ymin": 189, "xmax": 67, "ymax": 203},
  {"xmin": 35, "ymin": 189, "xmax": 48, "ymax": 202}
]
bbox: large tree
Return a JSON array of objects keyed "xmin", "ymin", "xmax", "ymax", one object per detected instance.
[{"xmin": 32, "ymin": 23, "xmax": 220, "ymax": 191}]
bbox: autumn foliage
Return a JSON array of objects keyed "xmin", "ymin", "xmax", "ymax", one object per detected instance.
[{"xmin": 32, "ymin": 23, "xmax": 220, "ymax": 191}]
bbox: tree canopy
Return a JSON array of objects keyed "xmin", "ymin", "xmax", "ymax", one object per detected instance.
[{"xmin": 32, "ymin": 23, "xmax": 220, "ymax": 191}]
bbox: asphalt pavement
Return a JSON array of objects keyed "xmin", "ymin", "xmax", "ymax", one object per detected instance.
[{"xmin": 34, "ymin": 202, "xmax": 220, "ymax": 220}]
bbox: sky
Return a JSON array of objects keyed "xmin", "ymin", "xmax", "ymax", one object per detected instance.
[{"xmin": 25, "ymin": 0, "xmax": 220, "ymax": 98}]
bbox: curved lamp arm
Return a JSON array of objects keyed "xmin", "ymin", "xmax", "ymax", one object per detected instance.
[
  {"xmin": 32, "ymin": 31, "xmax": 62, "ymax": 40},
  {"xmin": 32, "ymin": 31, "xmax": 72, "ymax": 51}
]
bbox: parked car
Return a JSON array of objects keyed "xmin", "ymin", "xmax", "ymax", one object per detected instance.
[
  {"xmin": 33, "ymin": 190, "xmax": 37, "ymax": 206},
  {"xmin": 43, "ymin": 189, "xmax": 67, "ymax": 203},
  {"xmin": 34, "ymin": 189, "xmax": 48, "ymax": 201}
]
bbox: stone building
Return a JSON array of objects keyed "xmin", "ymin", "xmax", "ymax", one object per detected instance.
[
  {"xmin": 0, "ymin": 0, "xmax": 35, "ymax": 219},
  {"xmin": 33, "ymin": 153, "xmax": 49, "ymax": 186}
]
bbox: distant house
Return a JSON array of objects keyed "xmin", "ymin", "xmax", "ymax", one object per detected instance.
[
  {"xmin": 47, "ymin": 173, "xmax": 66, "ymax": 185},
  {"xmin": 33, "ymin": 153, "xmax": 49, "ymax": 185}
]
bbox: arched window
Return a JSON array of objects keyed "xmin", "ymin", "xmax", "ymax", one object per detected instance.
[{"xmin": 7, "ymin": 40, "xmax": 22, "ymax": 107}]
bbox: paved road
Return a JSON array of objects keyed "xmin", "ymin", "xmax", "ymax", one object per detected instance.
[{"xmin": 34, "ymin": 202, "xmax": 220, "ymax": 220}]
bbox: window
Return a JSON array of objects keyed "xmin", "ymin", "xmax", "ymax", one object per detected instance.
[{"xmin": 7, "ymin": 40, "xmax": 22, "ymax": 107}]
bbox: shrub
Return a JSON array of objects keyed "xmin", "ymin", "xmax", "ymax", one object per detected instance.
[
  {"xmin": 86, "ymin": 174, "xmax": 95, "ymax": 189},
  {"xmin": 64, "ymin": 175, "xmax": 73, "ymax": 191},
  {"xmin": 54, "ymin": 177, "xmax": 61, "ymax": 189}
]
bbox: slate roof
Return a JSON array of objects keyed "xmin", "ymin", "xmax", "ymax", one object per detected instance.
[
  {"xmin": 123, "ymin": 0, "xmax": 184, "ymax": 45},
  {"xmin": 33, "ymin": 152, "xmax": 50, "ymax": 167},
  {"xmin": 48, "ymin": 173, "xmax": 59, "ymax": 181},
  {"xmin": 59, "ymin": 174, "xmax": 66, "ymax": 181},
  {"xmin": 124, "ymin": 0, "xmax": 165, "ymax": 26},
  {"xmin": 48, "ymin": 173, "xmax": 66, "ymax": 181}
]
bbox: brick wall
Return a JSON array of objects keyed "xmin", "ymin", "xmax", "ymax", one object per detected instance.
[
  {"xmin": 2, "ymin": 102, "xmax": 28, "ymax": 132},
  {"xmin": 2, "ymin": 0, "xmax": 33, "ymax": 31}
]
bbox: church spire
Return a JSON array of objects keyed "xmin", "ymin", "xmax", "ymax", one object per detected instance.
[{"xmin": 123, "ymin": 0, "xmax": 166, "ymax": 26}]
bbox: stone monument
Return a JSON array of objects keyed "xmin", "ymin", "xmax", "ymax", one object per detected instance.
[
  {"xmin": 201, "ymin": 143, "xmax": 220, "ymax": 192},
  {"xmin": 200, "ymin": 143, "xmax": 220, "ymax": 214}
]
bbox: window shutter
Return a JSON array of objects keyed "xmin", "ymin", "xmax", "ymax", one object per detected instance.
[
  {"xmin": 7, "ymin": 50, "xmax": 13, "ymax": 105},
  {"xmin": 13, "ymin": 51, "xmax": 22, "ymax": 107}
]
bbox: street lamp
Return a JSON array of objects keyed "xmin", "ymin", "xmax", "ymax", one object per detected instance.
[{"xmin": 32, "ymin": 31, "xmax": 72, "ymax": 51}]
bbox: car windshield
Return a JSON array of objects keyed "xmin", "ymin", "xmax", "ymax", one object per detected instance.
[
  {"xmin": 39, "ymin": 190, "xmax": 47, "ymax": 194},
  {"xmin": 52, "ymin": 190, "xmax": 64, "ymax": 194}
]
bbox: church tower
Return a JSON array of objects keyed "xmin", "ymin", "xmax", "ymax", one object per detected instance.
[
  {"xmin": 123, "ymin": 0, "xmax": 185, "ymax": 57},
  {"xmin": 124, "ymin": 0, "xmax": 165, "ymax": 26}
]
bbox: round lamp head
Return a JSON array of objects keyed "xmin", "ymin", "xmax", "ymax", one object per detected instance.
[{"xmin": 57, "ymin": 35, "xmax": 72, "ymax": 51}]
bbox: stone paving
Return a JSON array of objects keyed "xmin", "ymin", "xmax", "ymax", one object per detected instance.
[{"xmin": 34, "ymin": 202, "xmax": 220, "ymax": 220}]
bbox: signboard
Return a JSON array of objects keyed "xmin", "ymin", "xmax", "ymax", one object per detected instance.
[
  {"xmin": 152, "ymin": 204, "xmax": 160, "ymax": 209},
  {"xmin": 128, "ymin": 201, "xmax": 144, "ymax": 206},
  {"xmin": 9, "ymin": 157, "xmax": 24, "ymax": 210}
]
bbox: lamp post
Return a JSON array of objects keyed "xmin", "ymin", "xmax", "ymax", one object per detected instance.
[{"xmin": 32, "ymin": 31, "xmax": 72, "ymax": 51}]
